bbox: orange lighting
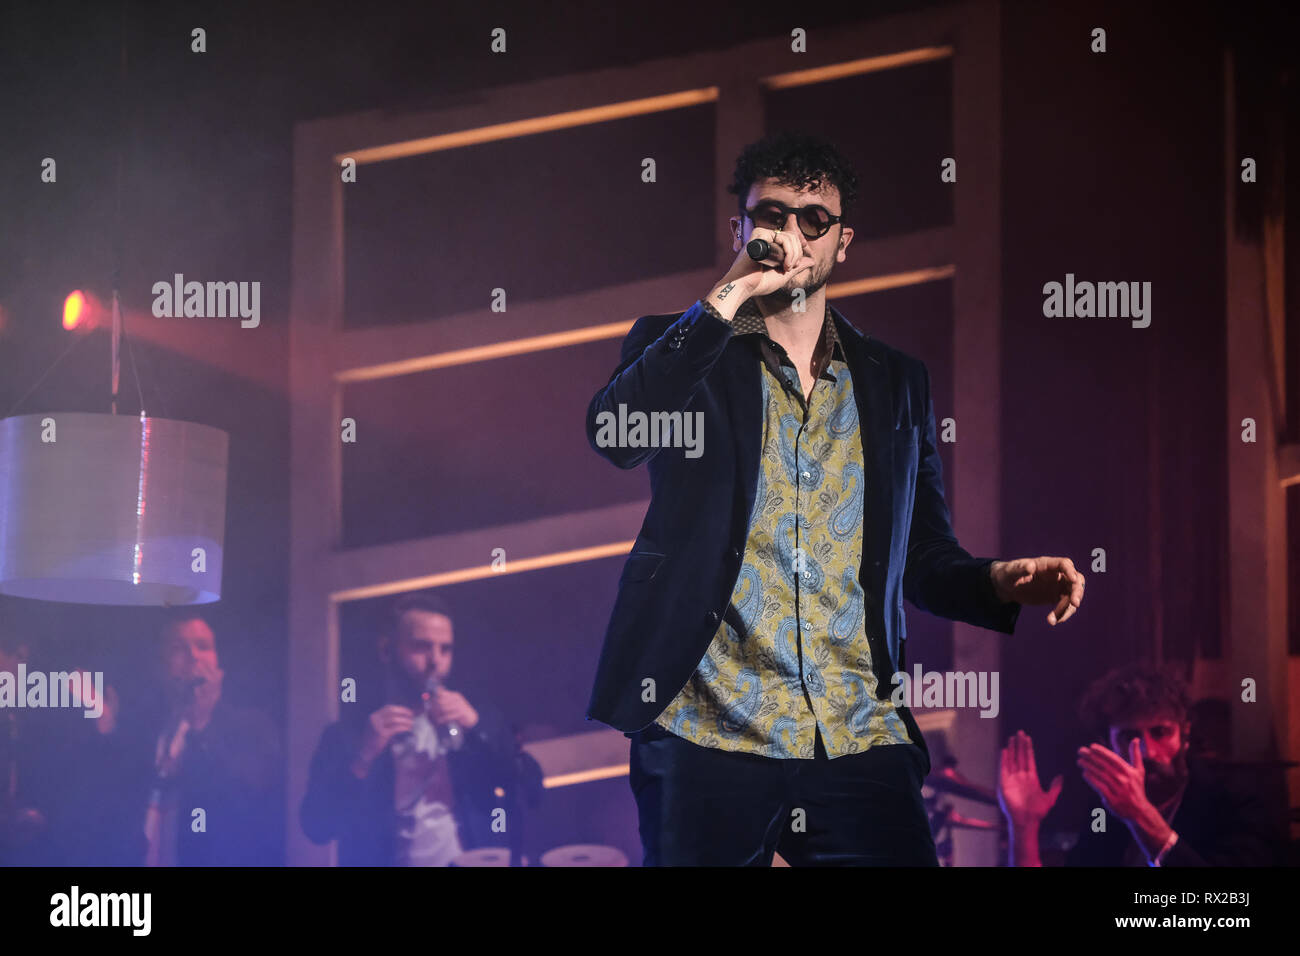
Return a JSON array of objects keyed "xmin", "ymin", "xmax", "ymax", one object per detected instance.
[
  {"xmin": 337, "ymin": 320, "xmax": 635, "ymax": 384},
  {"xmin": 339, "ymin": 87, "xmax": 719, "ymax": 166},
  {"xmin": 827, "ymin": 266, "xmax": 955, "ymax": 298},
  {"xmin": 63, "ymin": 291, "xmax": 87, "ymax": 330},
  {"xmin": 330, "ymin": 540, "xmax": 637, "ymax": 604},
  {"xmin": 336, "ymin": 269, "xmax": 954, "ymax": 387},
  {"xmin": 761, "ymin": 47, "xmax": 953, "ymax": 90},
  {"xmin": 543, "ymin": 764, "xmax": 630, "ymax": 788}
]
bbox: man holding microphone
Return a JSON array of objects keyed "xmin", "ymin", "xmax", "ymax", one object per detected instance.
[
  {"xmin": 301, "ymin": 594, "xmax": 520, "ymax": 866},
  {"xmin": 585, "ymin": 130, "xmax": 1085, "ymax": 866},
  {"xmin": 143, "ymin": 613, "xmax": 279, "ymax": 865}
]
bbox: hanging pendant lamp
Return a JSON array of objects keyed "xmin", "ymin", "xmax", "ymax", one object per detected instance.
[{"xmin": 0, "ymin": 291, "xmax": 229, "ymax": 605}]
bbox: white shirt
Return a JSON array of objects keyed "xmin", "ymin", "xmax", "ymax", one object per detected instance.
[{"xmin": 390, "ymin": 712, "xmax": 462, "ymax": 867}]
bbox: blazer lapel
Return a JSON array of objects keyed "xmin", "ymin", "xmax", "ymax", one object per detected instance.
[
  {"xmin": 831, "ymin": 307, "xmax": 894, "ymax": 591},
  {"xmin": 718, "ymin": 335, "xmax": 763, "ymax": 534}
]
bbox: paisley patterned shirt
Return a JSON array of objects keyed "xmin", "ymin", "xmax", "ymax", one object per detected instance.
[{"xmin": 654, "ymin": 299, "xmax": 913, "ymax": 758}]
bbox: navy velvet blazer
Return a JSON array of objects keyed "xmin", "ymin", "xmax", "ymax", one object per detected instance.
[{"xmin": 583, "ymin": 299, "xmax": 1021, "ymax": 762}]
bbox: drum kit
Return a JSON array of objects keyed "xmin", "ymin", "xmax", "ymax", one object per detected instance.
[{"xmin": 922, "ymin": 758, "xmax": 1003, "ymax": 867}]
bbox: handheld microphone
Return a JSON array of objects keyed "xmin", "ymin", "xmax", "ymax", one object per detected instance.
[
  {"xmin": 423, "ymin": 672, "xmax": 464, "ymax": 752},
  {"xmin": 746, "ymin": 238, "xmax": 784, "ymax": 264}
]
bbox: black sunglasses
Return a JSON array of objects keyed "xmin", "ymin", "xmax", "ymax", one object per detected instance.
[{"xmin": 743, "ymin": 199, "xmax": 843, "ymax": 240}]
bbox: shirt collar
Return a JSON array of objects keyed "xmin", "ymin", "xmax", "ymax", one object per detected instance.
[{"xmin": 729, "ymin": 298, "xmax": 845, "ymax": 362}]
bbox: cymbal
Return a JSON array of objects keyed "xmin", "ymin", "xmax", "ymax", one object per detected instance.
[
  {"xmin": 539, "ymin": 844, "xmax": 628, "ymax": 867},
  {"xmin": 927, "ymin": 766, "xmax": 997, "ymax": 805}
]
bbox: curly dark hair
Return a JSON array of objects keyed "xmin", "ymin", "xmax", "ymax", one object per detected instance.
[
  {"xmin": 1077, "ymin": 663, "xmax": 1191, "ymax": 741},
  {"xmin": 727, "ymin": 130, "xmax": 860, "ymax": 221}
]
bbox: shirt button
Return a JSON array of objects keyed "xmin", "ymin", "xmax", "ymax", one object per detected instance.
[
  {"xmin": 800, "ymin": 471, "xmax": 811, "ymax": 480},
  {"xmin": 801, "ymin": 621, "xmax": 811, "ymax": 632}
]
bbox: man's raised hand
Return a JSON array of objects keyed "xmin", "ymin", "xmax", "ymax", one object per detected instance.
[{"xmin": 998, "ymin": 730, "xmax": 1063, "ymax": 826}]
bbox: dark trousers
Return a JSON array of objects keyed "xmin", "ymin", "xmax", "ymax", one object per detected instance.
[{"xmin": 629, "ymin": 723, "xmax": 938, "ymax": 866}]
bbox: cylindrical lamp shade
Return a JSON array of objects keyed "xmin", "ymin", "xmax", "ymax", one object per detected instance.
[{"xmin": 0, "ymin": 412, "xmax": 228, "ymax": 605}]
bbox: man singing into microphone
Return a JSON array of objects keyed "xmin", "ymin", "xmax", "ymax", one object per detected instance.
[
  {"xmin": 141, "ymin": 612, "xmax": 279, "ymax": 865},
  {"xmin": 585, "ymin": 131, "xmax": 1085, "ymax": 866},
  {"xmin": 301, "ymin": 594, "xmax": 518, "ymax": 866}
]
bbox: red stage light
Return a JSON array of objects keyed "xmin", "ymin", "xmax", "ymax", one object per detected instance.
[{"xmin": 63, "ymin": 290, "xmax": 87, "ymax": 330}]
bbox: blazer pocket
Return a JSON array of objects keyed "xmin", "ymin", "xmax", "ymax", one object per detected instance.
[
  {"xmin": 894, "ymin": 424, "xmax": 919, "ymax": 446},
  {"xmin": 620, "ymin": 551, "xmax": 665, "ymax": 584}
]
